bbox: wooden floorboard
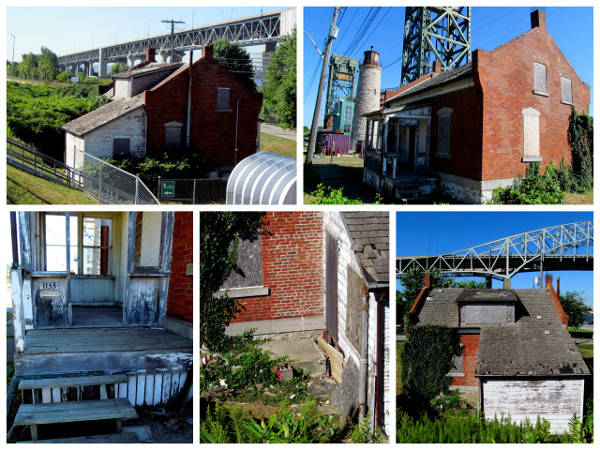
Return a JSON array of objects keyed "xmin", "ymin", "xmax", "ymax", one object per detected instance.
[
  {"xmin": 23, "ymin": 327, "xmax": 192, "ymax": 354},
  {"xmin": 14, "ymin": 398, "xmax": 137, "ymax": 426}
]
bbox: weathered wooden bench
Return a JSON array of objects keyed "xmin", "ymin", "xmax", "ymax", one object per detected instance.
[
  {"xmin": 14, "ymin": 398, "xmax": 137, "ymax": 441},
  {"xmin": 19, "ymin": 374, "xmax": 129, "ymax": 404}
]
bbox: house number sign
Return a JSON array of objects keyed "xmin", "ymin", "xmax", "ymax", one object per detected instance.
[{"xmin": 40, "ymin": 282, "xmax": 59, "ymax": 289}]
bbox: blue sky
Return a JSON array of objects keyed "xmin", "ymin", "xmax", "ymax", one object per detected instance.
[
  {"xmin": 304, "ymin": 7, "xmax": 594, "ymax": 127},
  {"xmin": 396, "ymin": 212, "xmax": 594, "ymax": 305},
  {"xmin": 6, "ymin": 7, "xmax": 284, "ymax": 62}
]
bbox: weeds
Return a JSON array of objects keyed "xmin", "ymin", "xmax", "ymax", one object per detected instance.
[{"xmin": 200, "ymin": 403, "xmax": 346, "ymax": 443}]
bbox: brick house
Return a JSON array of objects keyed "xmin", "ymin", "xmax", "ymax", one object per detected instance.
[
  {"xmin": 217, "ymin": 211, "xmax": 390, "ymax": 432},
  {"xmin": 409, "ymin": 274, "xmax": 589, "ymax": 433},
  {"xmin": 363, "ymin": 10, "xmax": 590, "ymax": 203},
  {"xmin": 63, "ymin": 45, "xmax": 262, "ymax": 172}
]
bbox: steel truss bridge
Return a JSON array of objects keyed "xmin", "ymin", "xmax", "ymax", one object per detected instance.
[
  {"xmin": 397, "ymin": 221, "xmax": 593, "ymax": 288},
  {"xmin": 57, "ymin": 8, "xmax": 296, "ymax": 77}
]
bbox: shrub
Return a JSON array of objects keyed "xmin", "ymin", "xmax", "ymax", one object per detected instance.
[
  {"xmin": 490, "ymin": 161, "xmax": 564, "ymax": 204},
  {"xmin": 401, "ymin": 325, "xmax": 461, "ymax": 408}
]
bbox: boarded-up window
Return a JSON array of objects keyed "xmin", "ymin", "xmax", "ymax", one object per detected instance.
[
  {"xmin": 561, "ymin": 77, "xmax": 573, "ymax": 104},
  {"xmin": 522, "ymin": 107, "xmax": 541, "ymax": 161},
  {"xmin": 221, "ymin": 228, "xmax": 263, "ymax": 289},
  {"xmin": 216, "ymin": 87, "xmax": 231, "ymax": 111},
  {"xmin": 164, "ymin": 121, "xmax": 183, "ymax": 148},
  {"xmin": 449, "ymin": 352, "xmax": 463, "ymax": 376},
  {"xmin": 533, "ymin": 62, "xmax": 548, "ymax": 94},
  {"xmin": 436, "ymin": 107, "xmax": 453, "ymax": 157},
  {"xmin": 113, "ymin": 138, "xmax": 130, "ymax": 158},
  {"xmin": 346, "ymin": 265, "xmax": 364, "ymax": 352}
]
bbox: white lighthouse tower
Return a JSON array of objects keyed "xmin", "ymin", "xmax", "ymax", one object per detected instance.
[{"xmin": 351, "ymin": 47, "xmax": 382, "ymax": 152}]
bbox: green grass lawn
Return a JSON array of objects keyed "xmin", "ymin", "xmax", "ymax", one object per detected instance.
[
  {"xmin": 7, "ymin": 165, "xmax": 98, "ymax": 205},
  {"xmin": 564, "ymin": 191, "xmax": 593, "ymax": 204},
  {"xmin": 577, "ymin": 344, "xmax": 593, "ymax": 359},
  {"xmin": 260, "ymin": 133, "xmax": 296, "ymax": 158}
]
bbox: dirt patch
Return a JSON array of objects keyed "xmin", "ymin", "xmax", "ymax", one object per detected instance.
[{"xmin": 224, "ymin": 400, "xmax": 280, "ymax": 420}]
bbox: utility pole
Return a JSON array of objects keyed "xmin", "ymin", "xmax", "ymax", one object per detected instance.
[
  {"xmin": 162, "ymin": 19, "xmax": 185, "ymax": 62},
  {"xmin": 7, "ymin": 31, "xmax": 15, "ymax": 81},
  {"xmin": 305, "ymin": 7, "xmax": 340, "ymax": 170}
]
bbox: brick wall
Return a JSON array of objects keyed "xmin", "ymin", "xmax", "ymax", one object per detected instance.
[
  {"xmin": 166, "ymin": 212, "xmax": 193, "ymax": 323},
  {"xmin": 144, "ymin": 51, "xmax": 262, "ymax": 166},
  {"xmin": 231, "ymin": 212, "xmax": 324, "ymax": 323},
  {"xmin": 453, "ymin": 333, "xmax": 480, "ymax": 387},
  {"xmin": 429, "ymin": 85, "xmax": 484, "ymax": 180},
  {"xmin": 476, "ymin": 26, "xmax": 590, "ymax": 181}
]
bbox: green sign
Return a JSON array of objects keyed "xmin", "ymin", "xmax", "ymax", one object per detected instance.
[{"xmin": 161, "ymin": 181, "xmax": 175, "ymax": 198}]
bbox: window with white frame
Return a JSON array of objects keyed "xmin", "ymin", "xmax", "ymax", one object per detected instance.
[
  {"xmin": 343, "ymin": 105, "xmax": 353, "ymax": 121},
  {"xmin": 343, "ymin": 122, "xmax": 351, "ymax": 133},
  {"xmin": 44, "ymin": 214, "xmax": 112, "ymax": 275}
]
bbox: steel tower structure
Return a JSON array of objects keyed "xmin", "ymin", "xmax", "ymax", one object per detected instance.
[
  {"xmin": 324, "ymin": 54, "xmax": 358, "ymax": 129},
  {"xmin": 401, "ymin": 7, "xmax": 471, "ymax": 86}
]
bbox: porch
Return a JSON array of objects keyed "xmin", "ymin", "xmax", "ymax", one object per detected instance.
[{"xmin": 15, "ymin": 326, "xmax": 193, "ymax": 378}]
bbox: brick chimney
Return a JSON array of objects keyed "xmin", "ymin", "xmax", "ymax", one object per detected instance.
[
  {"xmin": 433, "ymin": 61, "xmax": 442, "ymax": 74},
  {"xmin": 203, "ymin": 44, "xmax": 214, "ymax": 59},
  {"xmin": 530, "ymin": 9, "xmax": 546, "ymax": 33},
  {"xmin": 423, "ymin": 272, "xmax": 432, "ymax": 288},
  {"xmin": 146, "ymin": 48, "xmax": 156, "ymax": 62}
]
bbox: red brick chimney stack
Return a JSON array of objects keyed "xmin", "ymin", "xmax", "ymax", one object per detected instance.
[
  {"xmin": 146, "ymin": 48, "xmax": 156, "ymax": 62},
  {"xmin": 531, "ymin": 9, "xmax": 546, "ymax": 33},
  {"xmin": 424, "ymin": 272, "xmax": 431, "ymax": 288},
  {"xmin": 203, "ymin": 44, "xmax": 214, "ymax": 59}
]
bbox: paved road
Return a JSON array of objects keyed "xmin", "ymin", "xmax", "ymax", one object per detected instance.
[{"xmin": 261, "ymin": 124, "xmax": 296, "ymax": 141}]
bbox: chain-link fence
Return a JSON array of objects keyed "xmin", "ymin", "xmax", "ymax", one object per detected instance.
[
  {"xmin": 76, "ymin": 150, "xmax": 159, "ymax": 205},
  {"xmin": 157, "ymin": 178, "xmax": 227, "ymax": 204}
]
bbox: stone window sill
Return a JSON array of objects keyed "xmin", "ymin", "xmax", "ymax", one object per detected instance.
[
  {"xmin": 449, "ymin": 373, "xmax": 465, "ymax": 378},
  {"xmin": 561, "ymin": 100, "xmax": 573, "ymax": 106},
  {"xmin": 522, "ymin": 156, "xmax": 543, "ymax": 162},
  {"xmin": 533, "ymin": 89, "xmax": 549, "ymax": 97},
  {"xmin": 218, "ymin": 286, "xmax": 269, "ymax": 298}
]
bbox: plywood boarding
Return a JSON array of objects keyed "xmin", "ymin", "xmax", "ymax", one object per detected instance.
[
  {"xmin": 317, "ymin": 337, "xmax": 345, "ymax": 383},
  {"xmin": 69, "ymin": 277, "xmax": 115, "ymax": 304}
]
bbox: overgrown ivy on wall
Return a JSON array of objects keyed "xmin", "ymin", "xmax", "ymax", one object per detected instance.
[
  {"xmin": 568, "ymin": 107, "xmax": 593, "ymax": 192},
  {"xmin": 401, "ymin": 325, "xmax": 462, "ymax": 406},
  {"xmin": 200, "ymin": 211, "xmax": 264, "ymax": 352}
]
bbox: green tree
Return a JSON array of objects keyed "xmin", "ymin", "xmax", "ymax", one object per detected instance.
[
  {"xmin": 55, "ymin": 71, "xmax": 70, "ymax": 83},
  {"xmin": 262, "ymin": 29, "xmax": 297, "ymax": 130},
  {"xmin": 110, "ymin": 62, "xmax": 129, "ymax": 75},
  {"xmin": 38, "ymin": 46, "xmax": 58, "ymax": 83},
  {"xmin": 398, "ymin": 267, "xmax": 455, "ymax": 306},
  {"xmin": 212, "ymin": 38, "xmax": 256, "ymax": 89},
  {"xmin": 200, "ymin": 212, "xmax": 264, "ymax": 352},
  {"xmin": 559, "ymin": 290, "xmax": 592, "ymax": 329},
  {"xmin": 19, "ymin": 52, "xmax": 37, "ymax": 81}
]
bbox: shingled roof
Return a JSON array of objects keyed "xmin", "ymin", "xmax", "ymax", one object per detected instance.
[
  {"xmin": 342, "ymin": 212, "xmax": 389, "ymax": 287},
  {"xmin": 415, "ymin": 288, "xmax": 589, "ymax": 377},
  {"xmin": 111, "ymin": 62, "xmax": 182, "ymax": 79},
  {"xmin": 386, "ymin": 62, "xmax": 473, "ymax": 105},
  {"xmin": 61, "ymin": 94, "xmax": 144, "ymax": 137},
  {"xmin": 477, "ymin": 289, "xmax": 589, "ymax": 377}
]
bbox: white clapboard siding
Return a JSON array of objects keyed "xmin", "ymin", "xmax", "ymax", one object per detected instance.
[
  {"xmin": 482, "ymin": 377, "xmax": 585, "ymax": 433},
  {"xmin": 144, "ymin": 375, "xmax": 155, "ymax": 406}
]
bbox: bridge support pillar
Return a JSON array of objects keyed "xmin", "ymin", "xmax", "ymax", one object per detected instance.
[
  {"xmin": 99, "ymin": 48, "xmax": 108, "ymax": 78},
  {"xmin": 128, "ymin": 55, "xmax": 137, "ymax": 67},
  {"xmin": 485, "ymin": 276, "xmax": 492, "ymax": 289},
  {"xmin": 503, "ymin": 277, "xmax": 511, "ymax": 289},
  {"xmin": 88, "ymin": 61, "xmax": 95, "ymax": 77}
]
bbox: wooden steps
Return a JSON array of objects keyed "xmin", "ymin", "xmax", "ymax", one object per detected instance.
[
  {"xmin": 14, "ymin": 398, "xmax": 137, "ymax": 441},
  {"xmin": 18, "ymin": 431, "xmax": 141, "ymax": 443}
]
